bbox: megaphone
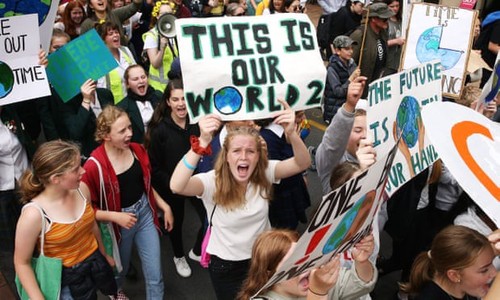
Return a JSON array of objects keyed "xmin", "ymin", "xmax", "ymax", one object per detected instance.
[{"xmin": 157, "ymin": 13, "xmax": 177, "ymax": 38}]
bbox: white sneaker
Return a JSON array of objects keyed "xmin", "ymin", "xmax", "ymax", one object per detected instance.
[
  {"xmin": 188, "ymin": 249, "xmax": 201, "ymax": 262},
  {"xmin": 173, "ymin": 256, "xmax": 192, "ymax": 277}
]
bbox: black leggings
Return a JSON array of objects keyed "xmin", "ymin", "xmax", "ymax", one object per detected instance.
[{"xmin": 166, "ymin": 196, "xmax": 206, "ymax": 258}]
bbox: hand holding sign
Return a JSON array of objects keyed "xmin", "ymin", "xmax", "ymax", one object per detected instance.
[
  {"xmin": 345, "ymin": 76, "xmax": 367, "ymax": 113},
  {"xmin": 488, "ymin": 230, "xmax": 500, "ymax": 255},
  {"xmin": 309, "ymin": 255, "xmax": 341, "ymax": 297},
  {"xmin": 198, "ymin": 114, "xmax": 222, "ymax": 147},
  {"xmin": 80, "ymin": 79, "xmax": 96, "ymax": 104},
  {"xmin": 356, "ymin": 138, "xmax": 376, "ymax": 171},
  {"xmin": 272, "ymin": 99, "xmax": 296, "ymax": 137},
  {"xmin": 38, "ymin": 49, "xmax": 48, "ymax": 68}
]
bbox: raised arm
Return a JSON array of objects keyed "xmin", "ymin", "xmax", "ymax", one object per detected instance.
[
  {"xmin": 316, "ymin": 77, "xmax": 367, "ymax": 194},
  {"xmin": 274, "ymin": 99, "xmax": 311, "ymax": 180},
  {"xmin": 170, "ymin": 114, "xmax": 222, "ymax": 196}
]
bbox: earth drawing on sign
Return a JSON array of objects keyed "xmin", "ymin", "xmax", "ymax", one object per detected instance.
[
  {"xmin": 0, "ymin": 0, "xmax": 52, "ymax": 25},
  {"xmin": 396, "ymin": 96, "xmax": 421, "ymax": 148},
  {"xmin": 322, "ymin": 190, "xmax": 376, "ymax": 254},
  {"xmin": 214, "ymin": 86, "xmax": 243, "ymax": 115},
  {"xmin": 416, "ymin": 26, "xmax": 463, "ymax": 71},
  {"xmin": 0, "ymin": 61, "xmax": 15, "ymax": 99}
]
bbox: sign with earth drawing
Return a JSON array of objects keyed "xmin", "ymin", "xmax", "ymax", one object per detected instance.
[
  {"xmin": 366, "ymin": 61, "xmax": 442, "ymax": 196},
  {"xmin": 0, "ymin": 14, "xmax": 51, "ymax": 105},
  {"xmin": 402, "ymin": 3, "xmax": 475, "ymax": 98},
  {"xmin": 175, "ymin": 14, "xmax": 326, "ymax": 124},
  {"xmin": 0, "ymin": 0, "xmax": 59, "ymax": 51},
  {"xmin": 257, "ymin": 143, "xmax": 398, "ymax": 295}
]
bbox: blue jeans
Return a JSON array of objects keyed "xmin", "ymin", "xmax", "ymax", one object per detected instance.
[
  {"xmin": 60, "ymin": 286, "xmax": 72, "ymax": 300},
  {"xmin": 119, "ymin": 194, "xmax": 163, "ymax": 300}
]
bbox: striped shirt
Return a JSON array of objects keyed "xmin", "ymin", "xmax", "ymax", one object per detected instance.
[{"xmin": 40, "ymin": 195, "xmax": 98, "ymax": 267}]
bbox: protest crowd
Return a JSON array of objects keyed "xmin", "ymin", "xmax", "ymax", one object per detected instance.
[{"xmin": 1, "ymin": 0, "xmax": 500, "ymax": 299}]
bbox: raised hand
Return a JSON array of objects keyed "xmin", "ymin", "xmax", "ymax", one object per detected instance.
[
  {"xmin": 198, "ymin": 114, "xmax": 222, "ymax": 147},
  {"xmin": 345, "ymin": 76, "xmax": 367, "ymax": 113},
  {"xmin": 351, "ymin": 233, "xmax": 375, "ymax": 263},
  {"xmin": 356, "ymin": 138, "xmax": 376, "ymax": 170},
  {"xmin": 308, "ymin": 255, "xmax": 341, "ymax": 297},
  {"xmin": 80, "ymin": 79, "xmax": 96, "ymax": 103},
  {"xmin": 272, "ymin": 99, "xmax": 296, "ymax": 136}
]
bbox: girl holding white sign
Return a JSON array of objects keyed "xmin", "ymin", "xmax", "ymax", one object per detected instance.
[
  {"xmin": 237, "ymin": 229, "xmax": 376, "ymax": 300},
  {"xmin": 170, "ymin": 99, "xmax": 310, "ymax": 300}
]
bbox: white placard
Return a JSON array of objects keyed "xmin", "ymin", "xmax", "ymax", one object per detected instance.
[
  {"xmin": 257, "ymin": 144, "xmax": 398, "ymax": 294},
  {"xmin": 367, "ymin": 61, "xmax": 442, "ymax": 195},
  {"xmin": 421, "ymin": 101, "xmax": 500, "ymax": 226},
  {"xmin": 402, "ymin": 3, "xmax": 475, "ymax": 98},
  {"xmin": 0, "ymin": 14, "xmax": 51, "ymax": 105},
  {"xmin": 176, "ymin": 14, "xmax": 326, "ymax": 124}
]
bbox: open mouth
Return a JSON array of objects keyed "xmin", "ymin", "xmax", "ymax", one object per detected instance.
[
  {"xmin": 137, "ymin": 84, "xmax": 147, "ymax": 94},
  {"xmin": 237, "ymin": 163, "xmax": 249, "ymax": 177}
]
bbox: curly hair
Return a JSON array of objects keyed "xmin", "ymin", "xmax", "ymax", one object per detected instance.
[{"xmin": 95, "ymin": 105, "xmax": 128, "ymax": 143}]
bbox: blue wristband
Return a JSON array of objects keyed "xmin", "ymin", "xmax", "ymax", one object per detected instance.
[{"xmin": 182, "ymin": 155, "xmax": 196, "ymax": 170}]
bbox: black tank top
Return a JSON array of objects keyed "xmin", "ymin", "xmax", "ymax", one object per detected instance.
[{"xmin": 117, "ymin": 158, "xmax": 145, "ymax": 208}]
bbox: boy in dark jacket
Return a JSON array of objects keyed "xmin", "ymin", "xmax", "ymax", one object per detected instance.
[{"xmin": 322, "ymin": 35, "xmax": 360, "ymax": 124}]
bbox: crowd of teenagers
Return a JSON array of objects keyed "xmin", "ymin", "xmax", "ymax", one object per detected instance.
[{"xmin": 1, "ymin": 0, "xmax": 500, "ymax": 299}]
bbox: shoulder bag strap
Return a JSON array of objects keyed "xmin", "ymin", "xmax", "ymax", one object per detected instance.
[
  {"xmin": 209, "ymin": 205, "xmax": 216, "ymax": 227},
  {"xmin": 87, "ymin": 157, "xmax": 109, "ymax": 211},
  {"xmin": 23, "ymin": 203, "xmax": 47, "ymax": 256}
]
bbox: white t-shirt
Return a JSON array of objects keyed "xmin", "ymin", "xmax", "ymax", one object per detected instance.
[
  {"xmin": 143, "ymin": 29, "xmax": 159, "ymax": 50},
  {"xmin": 195, "ymin": 160, "xmax": 280, "ymax": 261}
]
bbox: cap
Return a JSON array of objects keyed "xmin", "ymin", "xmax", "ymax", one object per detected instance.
[
  {"xmin": 368, "ymin": 2, "xmax": 395, "ymax": 19},
  {"xmin": 333, "ymin": 35, "xmax": 358, "ymax": 49}
]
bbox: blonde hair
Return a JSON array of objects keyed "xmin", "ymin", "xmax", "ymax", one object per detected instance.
[
  {"xmin": 400, "ymin": 225, "xmax": 491, "ymax": 296},
  {"xmin": 237, "ymin": 229, "xmax": 299, "ymax": 300},
  {"xmin": 95, "ymin": 105, "xmax": 127, "ymax": 143},
  {"xmin": 19, "ymin": 140, "xmax": 81, "ymax": 204},
  {"xmin": 213, "ymin": 126, "xmax": 271, "ymax": 210}
]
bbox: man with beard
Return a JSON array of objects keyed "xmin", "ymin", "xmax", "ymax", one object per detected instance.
[{"xmin": 350, "ymin": 2, "xmax": 394, "ymax": 98}]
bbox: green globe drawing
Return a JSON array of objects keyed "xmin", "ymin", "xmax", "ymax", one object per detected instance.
[
  {"xmin": 322, "ymin": 194, "xmax": 366, "ymax": 254},
  {"xmin": 396, "ymin": 96, "xmax": 421, "ymax": 148},
  {"xmin": 214, "ymin": 87, "xmax": 243, "ymax": 115},
  {"xmin": 0, "ymin": 61, "xmax": 14, "ymax": 99},
  {"xmin": 0, "ymin": 0, "xmax": 52, "ymax": 26}
]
